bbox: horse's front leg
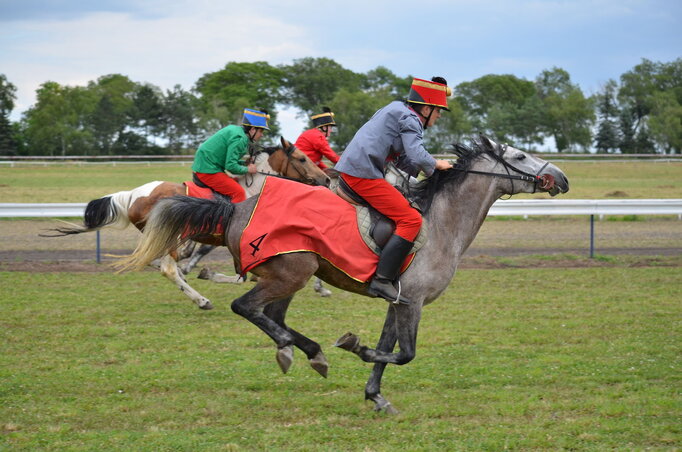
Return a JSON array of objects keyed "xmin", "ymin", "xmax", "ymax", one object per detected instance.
[
  {"xmin": 264, "ymin": 298, "xmax": 328, "ymax": 378},
  {"xmin": 158, "ymin": 253, "xmax": 213, "ymax": 310},
  {"xmin": 364, "ymin": 307, "xmax": 400, "ymax": 414},
  {"xmin": 335, "ymin": 302, "xmax": 421, "ymax": 366},
  {"xmin": 313, "ymin": 277, "xmax": 332, "ymax": 297}
]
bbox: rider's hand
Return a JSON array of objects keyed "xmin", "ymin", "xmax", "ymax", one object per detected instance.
[
  {"xmin": 247, "ymin": 163, "xmax": 258, "ymax": 174},
  {"xmin": 435, "ymin": 159, "xmax": 453, "ymax": 170}
]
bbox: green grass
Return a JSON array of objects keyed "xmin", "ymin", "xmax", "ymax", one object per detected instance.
[
  {"xmin": 1, "ymin": 268, "xmax": 680, "ymax": 450},
  {"xmin": 1, "ymin": 160, "xmax": 681, "ymax": 202}
]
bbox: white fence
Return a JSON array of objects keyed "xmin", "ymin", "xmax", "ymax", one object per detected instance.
[
  {"xmin": 2, "ymin": 199, "xmax": 681, "ymax": 218},
  {"xmin": 2, "ymin": 199, "xmax": 681, "ymax": 259}
]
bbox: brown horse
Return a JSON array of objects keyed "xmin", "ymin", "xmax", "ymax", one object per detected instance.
[
  {"xmin": 47, "ymin": 137, "xmax": 330, "ymax": 309},
  {"xmin": 116, "ymin": 136, "xmax": 569, "ymax": 413}
]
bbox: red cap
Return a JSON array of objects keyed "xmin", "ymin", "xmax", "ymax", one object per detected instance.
[{"xmin": 407, "ymin": 78, "xmax": 451, "ymax": 111}]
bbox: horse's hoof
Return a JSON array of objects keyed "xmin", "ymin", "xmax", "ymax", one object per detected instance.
[
  {"xmin": 334, "ymin": 332, "xmax": 360, "ymax": 353},
  {"xmin": 370, "ymin": 395, "xmax": 399, "ymax": 415},
  {"xmin": 197, "ymin": 267, "xmax": 213, "ymax": 280},
  {"xmin": 198, "ymin": 300, "xmax": 214, "ymax": 310},
  {"xmin": 309, "ymin": 351, "xmax": 329, "ymax": 378},
  {"xmin": 276, "ymin": 345, "xmax": 294, "ymax": 374},
  {"xmin": 376, "ymin": 401, "xmax": 399, "ymax": 415},
  {"xmin": 317, "ymin": 287, "xmax": 332, "ymax": 297}
]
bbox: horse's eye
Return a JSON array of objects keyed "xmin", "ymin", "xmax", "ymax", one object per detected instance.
[
  {"xmin": 299, "ymin": 158, "xmax": 307, "ymax": 163},
  {"xmin": 517, "ymin": 153, "xmax": 526, "ymax": 161}
]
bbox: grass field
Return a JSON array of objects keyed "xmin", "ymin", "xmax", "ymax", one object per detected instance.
[
  {"xmin": 1, "ymin": 268, "xmax": 680, "ymax": 451},
  {"xmin": 1, "ymin": 160, "xmax": 682, "ymax": 202},
  {"xmin": 1, "ymin": 159, "xmax": 681, "ymax": 450}
]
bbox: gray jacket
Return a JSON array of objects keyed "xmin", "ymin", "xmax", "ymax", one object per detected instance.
[{"xmin": 336, "ymin": 101, "xmax": 437, "ymax": 179}]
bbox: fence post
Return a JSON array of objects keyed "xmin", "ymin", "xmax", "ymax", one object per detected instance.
[
  {"xmin": 589, "ymin": 214, "xmax": 595, "ymax": 258},
  {"xmin": 96, "ymin": 230, "xmax": 101, "ymax": 264}
]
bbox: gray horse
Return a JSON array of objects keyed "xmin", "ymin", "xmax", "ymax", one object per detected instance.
[{"xmin": 118, "ymin": 136, "xmax": 569, "ymax": 413}]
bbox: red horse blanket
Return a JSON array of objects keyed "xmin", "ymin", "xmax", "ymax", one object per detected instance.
[{"xmin": 239, "ymin": 177, "xmax": 402, "ymax": 282}]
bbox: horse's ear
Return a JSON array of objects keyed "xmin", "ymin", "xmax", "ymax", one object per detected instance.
[
  {"xmin": 280, "ymin": 136, "xmax": 291, "ymax": 149},
  {"xmin": 479, "ymin": 134, "xmax": 496, "ymax": 150}
]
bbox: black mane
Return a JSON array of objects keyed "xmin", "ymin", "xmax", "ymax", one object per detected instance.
[{"xmin": 411, "ymin": 137, "xmax": 498, "ymax": 213}]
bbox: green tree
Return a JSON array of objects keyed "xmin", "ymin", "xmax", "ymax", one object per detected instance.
[
  {"xmin": 618, "ymin": 107, "xmax": 638, "ymax": 153},
  {"xmin": 131, "ymin": 83, "xmax": 165, "ymax": 141},
  {"xmin": 87, "ymin": 74, "xmax": 137, "ymax": 154},
  {"xmin": 454, "ymin": 74, "xmax": 538, "ymax": 145},
  {"xmin": 535, "ymin": 68, "xmax": 594, "ymax": 152},
  {"xmin": 194, "ymin": 61, "xmax": 284, "ymax": 139},
  {"xmin": 0, "ymin": 74, "xmax": 18, "ymax": 155},
  {"xmin": 163, "ymin": 85, "xmax": 200, "ymax": 154},
  {"xmin": 23, "ymin": 82, "xmax": 97, "ymax": 155},
  {"xmin": 619, "ymin": 58, "xmax": 682, "ymax": 153},
  {"xmin": 647, "ymin": 90, "xmax": 682, "ymax": 154},
  {"xmin": 594, "ymin": 81, "xmax": 621, "ymax": 153},
  {"xmin": 281, "ymin": 57, "xmax": 364, "ymax": 116}
]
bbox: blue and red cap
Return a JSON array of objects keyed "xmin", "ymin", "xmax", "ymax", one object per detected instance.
[{"xmin": 241, "ymin": 108, "xmax": 270, "ymax": 130}]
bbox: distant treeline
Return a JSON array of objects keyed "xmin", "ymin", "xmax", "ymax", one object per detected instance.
[{"xmin": 0, "ymin": 57, "xmax": 680, "ymax": 156}]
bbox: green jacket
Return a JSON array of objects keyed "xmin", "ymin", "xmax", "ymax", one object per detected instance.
[{"xmin": 192, "ymin": 125, "xmax": 250, "ymax": 175}]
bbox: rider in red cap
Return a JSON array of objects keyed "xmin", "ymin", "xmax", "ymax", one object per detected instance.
[
  {"xmin": 335, "ymin": 77, "xmax": 453, "ymax": 305},
  {"xmin": 295, "ymin": 107, "xmax": 340, "ymax": 173}
]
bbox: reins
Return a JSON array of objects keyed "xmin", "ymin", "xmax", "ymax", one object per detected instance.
[{"xmin": 450, "ymin": 143, "xmax": 553, "ymax": 193}]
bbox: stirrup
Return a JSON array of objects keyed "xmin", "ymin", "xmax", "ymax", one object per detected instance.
[{"xmin": 368, "ymin": 278, "xmax": 410, "ymax": 305}]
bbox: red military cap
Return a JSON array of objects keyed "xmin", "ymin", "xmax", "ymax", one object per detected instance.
[{"xmin": 407, "ymin": 77, "xmax": 452, "ymax": 111}]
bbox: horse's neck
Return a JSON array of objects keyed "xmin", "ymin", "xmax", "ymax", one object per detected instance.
[
  {"xmin": 410, "ymin": 175, "xmax": 499, "ymax": 300},
  {"xmin": 237, "ymin": 153, "xmax": 274, "ymax": 198}
]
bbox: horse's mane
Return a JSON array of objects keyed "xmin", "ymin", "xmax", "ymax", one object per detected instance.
[{"xmin": 411, "ymin": 136, "xmax": 496, "ymax": 213}]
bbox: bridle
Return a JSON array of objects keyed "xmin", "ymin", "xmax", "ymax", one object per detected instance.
[{"xmin": 453, "ymin": 143, "xmax": 555, "ymax": 193}]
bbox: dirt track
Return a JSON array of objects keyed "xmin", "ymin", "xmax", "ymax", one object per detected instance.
[{"xmin": 2, "ymin": 217, "xmax": 681, "ymax": 272}]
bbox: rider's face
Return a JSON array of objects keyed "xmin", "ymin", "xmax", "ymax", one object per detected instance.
[
  {"xmin": 425, "ymin": 106, "xmax": 442, "ymax": 128},
  {"xmin": 251, "ymin": 128, "xmax": 264, "ymax": 142}
]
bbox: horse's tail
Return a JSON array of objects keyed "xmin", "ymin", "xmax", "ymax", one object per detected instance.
[
  {"xmin": 41, "ymin": 195, "xmax": 129, "ymax": 237},
  {"xmin": 42, "ymin": 182, "xmax": 164, "ymax": 237},
  {"xmin": 115, "ymin": 196, "xmax": 235, "ymax": 272}
]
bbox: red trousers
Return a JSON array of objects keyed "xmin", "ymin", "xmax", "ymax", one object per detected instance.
[
  {"xmin": 193, "ymin": 172, "xmax": 246, "ymax": 203},
  {"xmin": 341, "ymin": 173, "xmax": 422, "ymax": 241}
]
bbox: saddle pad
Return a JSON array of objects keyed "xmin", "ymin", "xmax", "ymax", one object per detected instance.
[
  {"xmin": 355, "ymin": 206, "xmax": 428, "ymax": 255},
  {"xmin": 238, "ymin": 178, "xmax": 414, "ymax": 282},
  {"xmin": 183, "ymin": 181, "xmax": 216, "ymax": 199}
]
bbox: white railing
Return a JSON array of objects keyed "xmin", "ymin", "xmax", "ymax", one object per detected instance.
[
  {"xmin": 2, "ymin": 199, "xmax": 680, "ymax": 259},
  {"xmin": 2, "ymin": 199, "xmax": 681, "ymax": 218}
]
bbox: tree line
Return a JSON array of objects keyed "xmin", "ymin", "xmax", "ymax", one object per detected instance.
[{"xmin": 0, "ymin": 57, "xmax": 679, "ymax": 156}]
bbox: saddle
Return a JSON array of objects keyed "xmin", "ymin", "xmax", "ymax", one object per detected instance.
[{"xmin": 335, "ymin": 175, "xmax": 427, "ymax": 256}]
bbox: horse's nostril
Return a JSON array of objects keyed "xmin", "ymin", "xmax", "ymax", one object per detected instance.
[{"xmin": 325, "ymin": 177, "xmax": 331, "ymax": 187}]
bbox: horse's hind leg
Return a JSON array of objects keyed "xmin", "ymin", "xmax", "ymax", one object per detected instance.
[
  {"xmin": 230, "ymin": 255, "xmax": 317, "ymax": 374},
  {"xmin": 181, "ymin": 243, "xmax": 216, "ymax": 274},
  {"xmin": 158, "ymin": 254, "xmax": 213, "ymax": 310},
  {"xmin": 264, "ymin": 298, "xmax": 328, "ymax": 378}
]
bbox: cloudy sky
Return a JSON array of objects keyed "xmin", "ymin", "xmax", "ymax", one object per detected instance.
[{"xmin": 1, "ymin": 0, "xmax": 680, "ymax": 138}]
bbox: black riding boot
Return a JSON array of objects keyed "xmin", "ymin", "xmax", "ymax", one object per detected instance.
[{"xmin": 367, "ymin": 234, "xmax": 414, "ymax": 305}]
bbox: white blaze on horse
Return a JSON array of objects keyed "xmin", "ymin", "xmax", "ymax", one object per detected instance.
[
  {"xmin": 117, "ymin": 136, "xmax": 569, "ymax": 413},
  {"xmin": 45, "ymin": 138, "xmax": 329, "ymax": 310}
]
